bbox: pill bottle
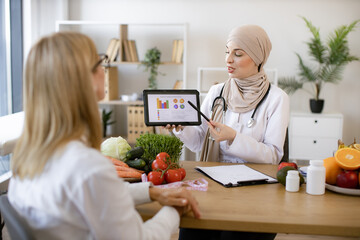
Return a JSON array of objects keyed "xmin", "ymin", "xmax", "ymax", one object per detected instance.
[
  {"xmin": 286, "ymin": 170, "xmax": 300, "ymax": 192},
  {"xmin": 306, "ymin": 160, "xmax": 326, "ymax": 195}
]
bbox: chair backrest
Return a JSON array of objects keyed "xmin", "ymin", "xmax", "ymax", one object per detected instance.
[
  {"xmin": 280, "ymin": 129, "xmax": 289, "ymax": 163},
  {"xmin": 0, "ymin": 194, "xmax": 35, "ymax": 240}
]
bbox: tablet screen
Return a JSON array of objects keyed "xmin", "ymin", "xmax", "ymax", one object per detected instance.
[{"xmin": 143, "ymin": 89, "xmax": 201, "ymax": 126}]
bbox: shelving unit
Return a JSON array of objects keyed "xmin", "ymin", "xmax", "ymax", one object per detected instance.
[
  {"xmin": 56, "ymin": 21, "xmax": 188, "ymax": 142},
  {"xmin": 56, "ymin": 21, "xmax": 187, "ymax": 81}
]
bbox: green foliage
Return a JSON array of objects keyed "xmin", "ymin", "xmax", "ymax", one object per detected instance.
[
  {"xmin": 278, "ymin": 17, "xmax": 359, "ymax": 100},
  {"xmin": 139, "ymin": 47, "xmax": 164, "ymax": 89},
  {"xmin": 135, "ymin": 133, "xmax": 184, "ymax": 162},
  {"xmin": 102, "ymin": 109, "xmax": 116, "ymax": 138}
]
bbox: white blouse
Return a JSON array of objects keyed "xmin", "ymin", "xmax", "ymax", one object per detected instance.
[
  {"xmin": 8, "ymin": 141, "xmax": 179, "ymax": 240},
  {"xmin": 174, "ymin": 83, "xmax": 290, "ymax": 164}
]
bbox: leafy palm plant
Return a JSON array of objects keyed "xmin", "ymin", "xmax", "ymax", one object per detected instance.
[{"xmin": 279, "ymin": 17, "xmax": 359, "ymax": 100}]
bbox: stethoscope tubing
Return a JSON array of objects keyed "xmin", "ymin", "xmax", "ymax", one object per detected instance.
[{"xmin": 211, "ymin": 84, "xmax": 271, "ymax": 128}]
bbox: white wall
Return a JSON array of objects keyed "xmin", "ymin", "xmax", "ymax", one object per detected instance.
[{"xmin": 26, "ymin": 0, "xmax": 360, "ymax": 155}]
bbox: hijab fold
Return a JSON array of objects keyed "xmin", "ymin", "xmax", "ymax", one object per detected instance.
[{"xmin": 200, "ymin": 25, "xmax": 272, "ymax": 162}]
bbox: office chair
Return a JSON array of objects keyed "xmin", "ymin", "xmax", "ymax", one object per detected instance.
[
  {"xmin": 0, "ymin": 194, "xmax": 35, "ymax": 240},
  {"xmin": 280, "ymin": 129, "xmax": 289, "ymax": 163}
]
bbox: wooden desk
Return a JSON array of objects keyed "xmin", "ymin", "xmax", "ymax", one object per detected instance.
[{"xmin": 136, "ymin": 161, "xmax": 360, "ymax": 237}]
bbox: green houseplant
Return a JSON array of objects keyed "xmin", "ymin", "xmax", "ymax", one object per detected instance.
[
  {"xmin": 102, "ymin": 109, "xmax": 116, "ymax": 138},
  {"xmin": 140, "ymin": 47, "xmax": 164, "ymax": 89},
  {"xmin": 279, "ymin": 17, "xmax": 359, "ymax": 113}
]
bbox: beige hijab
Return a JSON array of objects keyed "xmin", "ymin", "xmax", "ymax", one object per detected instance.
[{"xmin": 200, "ymin": 25, "xmax": 272, "ymax": 162}]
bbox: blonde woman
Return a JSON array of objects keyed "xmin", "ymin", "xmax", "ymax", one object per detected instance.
[{"xmin": 8, "ymin": 32, "xmax": 200, "ymax": 240}]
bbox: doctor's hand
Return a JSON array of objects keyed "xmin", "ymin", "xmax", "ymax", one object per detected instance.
[
  {"xmin": 207, "ymin": 120, "xmax": 236, "ymax": 143},
  {"xmin": 164, "ymin": 124, "xmax": 184, "ymax": 132}
]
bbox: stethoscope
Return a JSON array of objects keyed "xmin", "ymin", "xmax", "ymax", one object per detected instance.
[{"xmin": 210, "ymin": 84, "xmax": 271, "ymax": 128}]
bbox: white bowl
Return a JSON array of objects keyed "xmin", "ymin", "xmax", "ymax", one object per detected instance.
[{"xmin": 121, "ymin": 95, "xmax": 130, "ymax": 101}]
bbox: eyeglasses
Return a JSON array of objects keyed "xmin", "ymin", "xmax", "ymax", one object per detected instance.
[{"xmin": 92, "ymin": 54, "xmax": 109, "ymax": 72}]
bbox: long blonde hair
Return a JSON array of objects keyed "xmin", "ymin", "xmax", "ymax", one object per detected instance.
[{"xmin": 12, "ymin": 32, "xmax": 102, "ymax": 179}]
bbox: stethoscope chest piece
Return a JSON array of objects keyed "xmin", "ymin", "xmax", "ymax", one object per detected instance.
[{"xmin": 247, "ymin": 118, "xmax": 256, "ymax": 128}]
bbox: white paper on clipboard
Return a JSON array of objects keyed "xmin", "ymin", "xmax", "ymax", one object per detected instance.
[{"xmin": 195, "ymin": 164, "xmax": 277, "ymax": 187}]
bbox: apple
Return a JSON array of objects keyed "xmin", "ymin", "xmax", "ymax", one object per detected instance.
[
  {"xmin": 278, "ymin": 162, "xmax": 298, "ymax": 171},
  {"xmin": 336, "ymin": 170, "xmax": 359, "ymax": 189}
]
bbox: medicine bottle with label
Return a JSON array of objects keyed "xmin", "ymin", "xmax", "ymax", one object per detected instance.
[
  {"xmin": 286, "ymin": 170, "xmax": 300, "ymax": 192},
  {"xmin": 306, "ymin": 160, "xmax": 326, "ymax": 195}
]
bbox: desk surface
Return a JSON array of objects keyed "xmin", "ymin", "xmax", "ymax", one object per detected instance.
[{"xmin": 136, "ymin": 161, "xmax": 360, "ymax": 237}]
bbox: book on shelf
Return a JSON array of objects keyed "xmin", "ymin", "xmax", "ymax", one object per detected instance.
[
  {"xmin": 175, "ymin": 40, "xmax": 184, "ymax": 63},
  {"xmin": 105, "ymin": 38, "xmax": 120, "ymax": 62},
  {"xmin": 129, "ymin": 40, "xmax": 139, "ymax": 62},
  {"xmin": 102, "ymin": 67, "xmax": 118, "ymax": 101},
  {"xmin": 110, "ymin": 39, "xmax": 120, "ymax": 62},
  {"xmin": 173, "ymin": 80, "xmax": 183, "ymax": 89},
  {"xmin": 105, "ymin": 38, "xmax": 117, "ymax": 63},
  {"xmin": 171, "ymin": 40, "xmax": 178, "ymax": 62},
  {"xmin": 171, "ymin": 39, "xmax": 184, "ymax": 63},
  {"xmin": 122, "ymin": 40, "xmax": 132, "ymax": 62}
]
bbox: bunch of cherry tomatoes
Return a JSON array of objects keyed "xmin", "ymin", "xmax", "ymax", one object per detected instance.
[{"xmin": 147, "ymin": 152, "xmax": 186, "ymax": 185}]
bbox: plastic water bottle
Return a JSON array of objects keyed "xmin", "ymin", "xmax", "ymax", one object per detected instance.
[
  {"xmin": 306, "ymin": 160, "xmax": 326, "ymax": 195},
  {"xmin": 286, "ymin": 170, "xmax": 300, "ymax": 192}
]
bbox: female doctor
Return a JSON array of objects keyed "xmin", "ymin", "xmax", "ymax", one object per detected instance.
[{"xmin": 170, "ymin": 25, "xmax": 289, "ymax": 165}]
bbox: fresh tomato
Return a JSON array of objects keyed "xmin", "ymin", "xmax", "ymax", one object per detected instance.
[
  {"xmin": 148, "ymin": 171, "xmax": 164, "ymax": 185},
  {"xmin": 156, "ymin": 152, "xmax": 170, "ymax": 164},
  {"xmin": 277, "ymin": 162, "xmax": 298, "ymax": 171},
  {"xmin": 151, "ymin": 159, "xmax": 168, "ymax": 171},
  {"xmin": 164, "ymin": 169, "xmax": 182, "ymax": 183},
  {"xmin": 178, "ymin": 168, "xmax": 186, "ymax": 180}
]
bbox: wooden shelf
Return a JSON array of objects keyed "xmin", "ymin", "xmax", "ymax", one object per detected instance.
[
  {"xmin": 98, "ymin": 100, "xmax": 144, "ymax": 105},
  {"xmin": 109, "ymin": 61, "xmax": 182, "ymax": 65}
]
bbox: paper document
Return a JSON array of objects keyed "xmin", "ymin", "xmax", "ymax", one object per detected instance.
[{"xmin": 196, "ymin": 164, "xmax": 277, "ymax": 187}]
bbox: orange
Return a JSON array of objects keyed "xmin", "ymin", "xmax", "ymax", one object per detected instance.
[
  {"xmin": 323, "ymin": 157, "xmax": 342, "ymax": 185},
  {"xmin": 334, "ymin": 148, "xmax": 360, "ymax": 170}
]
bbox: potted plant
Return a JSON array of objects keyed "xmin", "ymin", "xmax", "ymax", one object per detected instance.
[
  {"xmin": 278, "ymin": 17, "xmax": 359, "ymax": 113},
  {"xmin": 139, "ymin": 47, "xmax": 164, "ymax": 89},
  {"xmin": 102, "ymin": 109, "xmax": 116, "ymax": 138}
]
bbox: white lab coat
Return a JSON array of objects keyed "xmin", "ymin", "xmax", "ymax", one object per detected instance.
[
  {"xmin": 174, "ymin": 83, "xmax": 289, "ymax": 164},
  {"xmin": 8, "ymin": 141, "xmax": 179, "ymax": 240}
]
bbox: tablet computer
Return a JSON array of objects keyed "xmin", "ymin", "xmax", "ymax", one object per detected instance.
[{"xmin": 143, "ymin": 89, "xmax": 201, "ymax": 126}]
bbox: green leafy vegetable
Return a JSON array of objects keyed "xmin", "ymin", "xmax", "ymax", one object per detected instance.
[
  {"xmin": 135, "ymin": 133, "xmax": 183, "ymax": 163},
  {"xmin": 101, "ymin": 136, "xmax": 131, "ymax": 161}
]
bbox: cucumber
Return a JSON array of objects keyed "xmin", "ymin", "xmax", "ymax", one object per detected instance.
[
  {"xmin": 125, "ymin": 147, "xmax": 144, "ymax": 160},
  {"xmin": 143, "ymin": 165, "xmax": 151, "ymax": 174},
  {"xmin": 127, "ymin": 158, "xmax": 146, "ymax": 170}
]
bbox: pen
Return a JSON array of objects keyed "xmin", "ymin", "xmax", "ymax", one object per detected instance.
[
  {"xmin": 236, "ymin": 179, "xmax": 268, "ymax": 186},
  {"xmin": 187, "ymin": 101, "xmax": 211, "ymax": 123}
]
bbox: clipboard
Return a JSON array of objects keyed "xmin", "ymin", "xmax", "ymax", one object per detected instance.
[{"xmin": 195, "ymin": 164, "xmax": 278, "ymax": 188}]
